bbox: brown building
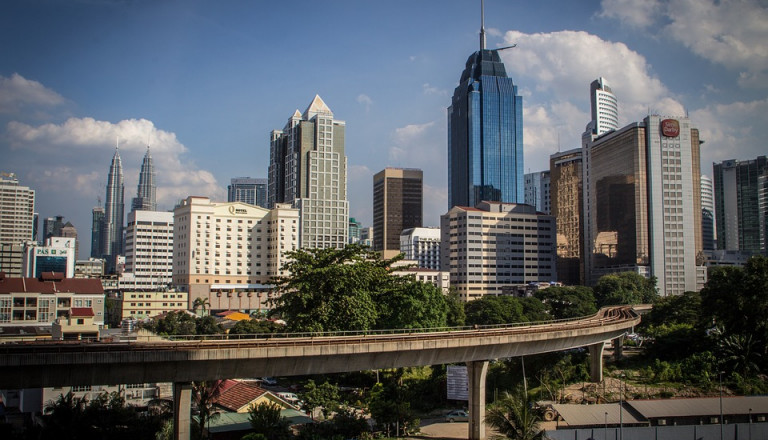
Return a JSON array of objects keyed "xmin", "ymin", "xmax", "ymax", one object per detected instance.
[
  {"xmin": 373, "ymin": 168, "xmax": 423, "ymax": 259},
  {"xmin": 550, "ymin": 148, "xmax": 584, "ymax": 285}
]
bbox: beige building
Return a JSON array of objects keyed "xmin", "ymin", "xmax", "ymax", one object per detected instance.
[
  {"xmin": 391, "ymin": 264, "xmax": 450, "ymax": 294},
  {"xmin": 121, "ymin": 290, "xmax": 189, "ymax": 319},
  {"xmin": 173, "ymin": 197, "xmax": 299, "ymax": 312},
  {"xmin": 0, "ymin": 173, "xmax": 35, "ymax": 277},
  {"xmin": 123, "ymin": 210, "xmax": 174, "ymax": 289},
  {"xmin": 549, "ymin": 148, "xmax": 584, "ymax": 285},
  {"xmin": 440, "ymin": 201, "xmax": 557, "ymax": 301},
  {"xmin": 51, "ymin": 307, "xmax": 100, "ymax": 340}
]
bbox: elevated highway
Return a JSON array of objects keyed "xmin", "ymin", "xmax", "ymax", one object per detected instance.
[{"xmin": 0, "ymin": 306, "xmax": 639, "ymax": 439}]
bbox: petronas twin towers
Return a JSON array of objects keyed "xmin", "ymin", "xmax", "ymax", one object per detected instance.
[{"xmin": 96, "ymin": 144, "xmax": 156, "ymax": 271}]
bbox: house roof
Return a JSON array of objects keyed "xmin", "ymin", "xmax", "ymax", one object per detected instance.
[
  {"xmin": 214, "ymin": 381, "xmax": 268, "ymax": 412},
  {"xmin": 628, "ymin": 396, "xmax": 768, "ymax": 419},
  {"xmin": 223, "ymin": 312, "xmax": 251, "ymax": 321},
  {"xmin": 0, "ymin": 274, "xmax": 103, "ymax": 295},
  {"xmin": 70, "ymin": 308, "xmax": 94, "ymax": 317}
]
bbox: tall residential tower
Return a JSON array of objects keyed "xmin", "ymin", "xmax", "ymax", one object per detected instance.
[
  {"xmin": 373, "ymin": 168, "xmax": 423, "ymax": 259},
  {"xmin": 268, "ymin": 95, "xmax": 349, "ymax": 249},
  {"xmin": 447, "ymin": 7, "xmax": 523, "ymax": 209}
]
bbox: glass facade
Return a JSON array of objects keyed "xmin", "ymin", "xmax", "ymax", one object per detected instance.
[{"xmin": 449, "ymin": 50, "xmax": 523, "ymax": 209}]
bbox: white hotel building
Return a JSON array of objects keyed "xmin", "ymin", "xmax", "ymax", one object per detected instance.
[
  {"xmin": 173, "ymin": 197, "xmax": 299, "ymax": 312},
  {"xmin": 122, "ymin": 210, "xmax": 174, "ymax": 290}
]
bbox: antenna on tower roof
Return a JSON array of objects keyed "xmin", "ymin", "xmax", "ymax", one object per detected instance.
[{"xmin": 480, "ymin": 0, "xmax": 486, "ymax": 50}]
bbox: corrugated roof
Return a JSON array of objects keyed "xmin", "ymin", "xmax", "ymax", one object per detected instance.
[
  {"xmin": 553, "ymin": 403, "xmax": 646, "ymax": 427},
  {"xmin": 628, "ymin": 396, "xmax": 768, "ymax": 419}
]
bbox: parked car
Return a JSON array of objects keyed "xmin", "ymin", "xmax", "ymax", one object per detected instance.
[
  {"xmin": 259, "ymin": 377, "xmax": 277, "ymax": 386},
  {"xmin": 445, "ymin": 410, "xmax": 469, "ymax": 422},
  {"xmin": 277, "ymin": 392, "xmax": 299, "ymax": 404}
]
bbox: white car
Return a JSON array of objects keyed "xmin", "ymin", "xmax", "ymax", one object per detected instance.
[{"xmin": 277, "ymin": 392, "xmax": 299, "ymax": 404}]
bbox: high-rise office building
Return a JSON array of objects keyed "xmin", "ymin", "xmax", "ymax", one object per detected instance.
[
  {"xmin": 550, "ymin": 148, "xmax": 584, "ymax": 285},
  {"xmin": 713, "ymin": 156, "xmax": 768, "ymax": 254},
  {"xmin": 101, "ymin": 147, "xmax": 125, "ymax": 271},
  {"xmin": 447, "ymin": 15, "xmax": 523, "ymax": 209},
  {"xmin": 441, "ymin": 201, "xmax": 556, "ymax": 301},
  {"xmin": 701, "ymin": 174, "xmax": 716, "ymax": 250},
  {"xmin": 0, "ymin": 173, "xmax": 35, "ymax": 276},
  {"xmin": 348, "ymin": 217, "xmax": 362, "ymax": 244},
  {"xmin": 524, "ymin": 171, "xmax": 551, "ymax": 214},
  {"xmin": 587, "ymin": 77, "xmax": 619, "ymax": 137},
  {"xmin": 759, "ymin": 172, "xmax": 768, "ymax": 254},
  {"xmin": 90, "ymin": 206, "xmax": 105, "ymax": 259},
  {"xmin": 122, "ymin": 210, "xmax": 173, "ymax": 289},
  {"xmin": 131, "ymin": 147, "xmax": 156, "ymax": 212},
  {"xmin": 42, "ymin": 215, "xmax": 65, "ymax": 242},
  {"xmin": 268, "ymin": 95, "xmax": 349, "ymax": 249},
  {"xmin": 373, "ymin": 168, "xmax": 423, "ymax": 259},
  {"xmin": 228, "ymin": 177, "xmax": 267, "ymax": 208},
  {"xmin": 584, "ymin": 116, "xmax": 705, "ymax": 296},
  {"xmin": 60, "ymin": 221, "xmax": 78, "ymax": 260}
]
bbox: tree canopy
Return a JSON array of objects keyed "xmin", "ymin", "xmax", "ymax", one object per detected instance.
[
  {"xmin": 464, "ymin": 296, "xmax": 549, "ymax": 326},
  {"xmin": 534, "ymin": 286, "xmax": 597, "ymax": 319},
  {"xmin": 593, "ymin": 271, "xmax": 658, "ymax": 307},
  {"xmin": 270, "ymin": 244, "xmax": 449, "ymax": 332}
]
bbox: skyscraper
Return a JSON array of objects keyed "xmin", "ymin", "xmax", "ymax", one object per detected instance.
[
  {"xmin": 131, "ymin": 147, "xmax": 156, "ymax": 212},
  {"xmin": 550, "ymin": 148, "xmax": 584, "ymax": 285},
  {"xmin": 587, "ymin": 77, "xmax": 619, "ymax": 137},
  {"xmin": 713, "ymin": 156, "xmax": 768, "ymax": 254},
  {"xmin": 524, "ymin": 170, "xmax": 551, "ymax": 214},
  {"xmin": 42, "ymin": 215, "xmax": 65, "ymax": 241},
  {"xmin": 373, "ymin": 168, "xmax": 423, "ymax": 259},
  {"xmin": 269, "ymin": 95, "xmax": 349, "ymax": 249},
  {"xmin": 228, "ymin": 177, "xmax": 268, "ymax": 208},
  {"xmin": 447, "ymin": 10, "xmax": 523, "ymax": 209},
  {"xmin": 90, "ymin": 205, "xmax": 105, "ymax": 259},
  {"xmin": 101, "ymin": 147, "xmax": 125, "ymax": 270},
  {"xmin": 701, "ymin": 174, "xmax": 716, "ymax": 250},
  {"xmin": 584, "ymin": 116, "xmax": 705, "ymax": 296}
]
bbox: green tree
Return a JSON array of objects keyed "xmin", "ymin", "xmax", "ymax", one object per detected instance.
[
  {"xmin": 195, "ymin": 315, "xmax": 224, "ymax": 335},
  {"xmin": 230, "ymin": 319, "xmax": 282, "ymax": 335},
  {"xmin": 485, "ymin": 387, "xmax": 544, "ymax": 440},
  {"xmin": 593, "ymin": 272, "xmax": 658, "ymax": 307},
  {"xmin": 193, "ymin": 297, "xmax": 210, "ymax": 317},
  {"xmin": 376, "ymin": 279, "xmax": 447, "ymax": 329},
  {"xmin": 643, "ymin": 290, "xmax": 701, "ymax": 328},
  {"xmin": 272, "ymin": 244, "xmax": 448, "ymax": 332},
  {"xmin": 247, "ymin": 402, "xmax": 291, "ymax": 440},
  {"xmin": 465, "ymin": 296, "xmax": 525, "ymax": 326},
  {"xmin": 300, "ymin": 379, "xmax": 340, "ymax": 420},
  {"xmin": 366, "ymin": 381, "xmax": 419, "ymax": 437},
  {"xmin": 445, "ymin": 288, "xmax": 466, "ymax": 326},
  {"xmin": 193, "ymin": 380, "xmax": 225, "ymax": 439},
  {"xmin": 151, "ymin": 310, "xmax": 197, "ymax": 335},
  {"xmin": 534, "ymin": 286, "xmax": 597, "ymax": 319}
]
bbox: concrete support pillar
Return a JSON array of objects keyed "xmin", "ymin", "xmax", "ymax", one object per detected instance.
[
  {"xmin": 588, "ymin": 341, "xmax": 605, "ymax": 382},
  {"xmin": 173, "ymin": 381, "xmax": 193, "ymax": 440},
  {"xmin": 612, "ymin": 336, "xmax": 623, "ymax": 361},
  {"xmin": 467, "ymin": 360, "xmax": 489, "ymax": 440}
]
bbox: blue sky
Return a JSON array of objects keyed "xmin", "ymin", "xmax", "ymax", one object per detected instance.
[{"xmin": 2, "ymin": 0, "xmax": 767, "ymax": 259}]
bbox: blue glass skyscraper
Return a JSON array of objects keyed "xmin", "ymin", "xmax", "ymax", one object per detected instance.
[{"xmin": 448, "ymin": 21, "xmax": 523, "ymax": 209}]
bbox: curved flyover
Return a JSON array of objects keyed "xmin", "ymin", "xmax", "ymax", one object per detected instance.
[{"xmin": 0, "ymin": 306, "xmax": 638, "ymax": 389}]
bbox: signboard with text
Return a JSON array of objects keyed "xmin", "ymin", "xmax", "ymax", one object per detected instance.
[{"xmin": 447, "ymin": 365, "xmax": 468, "ymax": 401}]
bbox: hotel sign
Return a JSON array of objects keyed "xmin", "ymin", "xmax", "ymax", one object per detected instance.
[
  {"xmin": 661, "ymin": 119, "xmax": 680, "ymax": 137},
  {"xmin": 228, "ymin": 206, "xmax": 248, "ymax": 215}
]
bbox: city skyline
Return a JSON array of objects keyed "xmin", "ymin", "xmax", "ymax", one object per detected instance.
[{"xmin": 1, "ymin": 0, "xmax": 766, "ymax": 259}]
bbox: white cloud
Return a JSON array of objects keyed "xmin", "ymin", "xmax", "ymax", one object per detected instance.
[
  {"xmin": 0, "ymin": 73, "xmax": 66, "ymax": 115},
  {"xmin": 599, "ymin": 0, "xmax": 768, "ymax": 85},
  {"xmin": 422, "ymin": 83, "xmax": 448, "ymax": 96},
  {"xmin": 356, "ymin": 94, "xmax": 373, "ymax": 112},
  {"xmin": 598, "ymin": 0, "xmax": 664, "ymax": 28},
  {"xmin": 5, "ymin": 117, "xmax": 225, "ymax": 209},
  {"xmin": 499, "ymin": 29, "xmax": 684, "ymax": 170}
]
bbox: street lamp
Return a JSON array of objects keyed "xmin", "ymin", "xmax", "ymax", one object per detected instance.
[
  {"xmin": 719, "ymin": 371, "xmax": 725, "ymax": 440},
  {"xmin": 749, "ymin": 408, "xmax": 753, "ymax": 440},
  {"xmin": 604, "ymin": 411, "xmax": 608, "ymax": 440}
]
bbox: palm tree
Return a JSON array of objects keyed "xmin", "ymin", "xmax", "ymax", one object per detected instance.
[
  {"xmin": 193, "ymin": 380, "xmax": 225, "ymax": 439},
  {"xmin": 193, "ymin": 297, "xmax": 210, "ymax": 317},
  {"xmin": 485, "ymin": 387, "xmax": 545, "ymax": 440}
]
